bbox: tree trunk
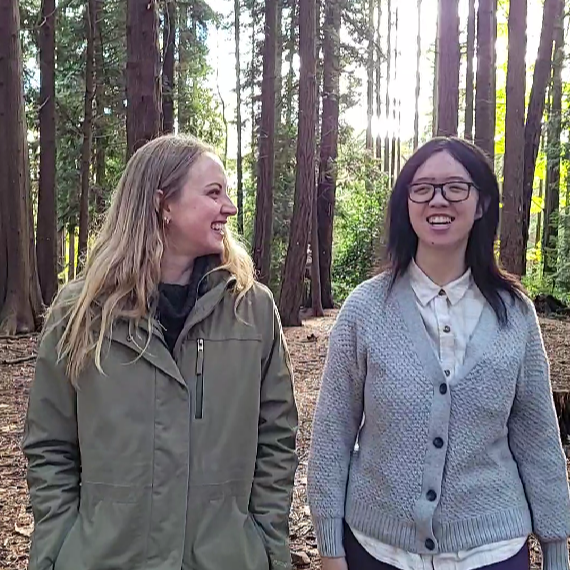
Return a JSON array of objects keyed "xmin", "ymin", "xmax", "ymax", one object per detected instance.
[
  {"xmin": 284, "ymin": 0, "xmax": 297, "ymax": 128},
  {"xmin": 499, "ymin": 0, "xmax": 527, "ymax": 276},
  {"xmin": 413, "ymin": 0, "xmax": 421, "ymax": 150},
  {"xmin": 0, "ymin": 0, "xmax": 42, "ymax": 333},
  {"xmin": 126, "ymin": 0, "xmax": 161, "ymax": 157},
  {"xmin": 235, "ymin": 0, "xmax": 244, "ymax": 235},
  {"xmin": 521, "ymin": 0, "xmax": 560, "ymax": 274},
  {"xmin": 78, "ymin": 0, "xmax": 96, "ymax": 273},
  {"xmin": 474, "ymin": 0, "xmax": 496, "ymax": 160},
  {"xmin": 36, "ymin": 0, "xmax": 58, "ymax": 304},
  {"xmin": 279, "ymin": 0, "xmax": 317, "ymax": 326},
  {"xmin": 311, "ymin": 180, "xmax": 323, "ymax": 317},
  {"xmin": 252, "ymin": 0, "xmax": 278, "ymax": 285},
  {"xmin": 178, "ymin": 3, "xmax": 190, "ymax": 134},
  {"xmin": 162, "ymin": 0, "xmax": 176, "ymax": 134},
  {"xmin": 543, "ymin": 12, "xmax": 564, "ymax": 275},
  {"xmin": 464, "ymin": 0, "xmax": 475, "ymax": 141},
  {"xmin": 68, "ymin": 224, "xmax": 76, "ymax": 281},
  {"xmin": 93, "ymin": 0, "xmax": 107, "ymax": 224},
  {"xmin": 375, "ymin": 0, "xmax": 382, "ymax": 160},
  {"xmin": 432, "ymin": 7, "xmax": 439, "ymax": 137},
  {"xmin": 366, "ymin": 0, "xmax": 374, "ymax": 152},
  {"xmin": 317, "ymin": 0, "xmax": 340, "ymax": 310},
  {"xmin": 383, "ymin": 0, "xmax": 391, "ymax": 174},
  {"xmin": 390, "ymin": 7, "xmax": 398, "ymax": 186},
  {"xmin": 436, "ymin": 0, "xmax": 460, "ymax": 136}
]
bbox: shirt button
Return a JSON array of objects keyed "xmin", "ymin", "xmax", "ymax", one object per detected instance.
[
  {"xmin": 439, "ymin": 383, "xmax": 448, "ymax": 394},
  {"xmin": 438, "ymin": 289, "xmax": 446, "ymax": 296},
  {"xmin": 426, "ymin": 490, "xmax": 437, "ymax": 501},
  {"xmin": 444, "ymin": 369, "xmax": 451, "ymax": 377},
  {"xmin": 425, "ymin": 538, "xmax": 435, "ymax": 550},
  {"xmin": 443, "ymin": 325, "xmax": 451, "ymax": 333},
  {"xmin": 433, "ymin": 437, "xmax": 444, "ymax": 448}
]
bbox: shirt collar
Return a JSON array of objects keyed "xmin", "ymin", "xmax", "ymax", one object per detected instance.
[{"xmin": 408, "ymin": 260, "xmax": 473, "ymax": 307}]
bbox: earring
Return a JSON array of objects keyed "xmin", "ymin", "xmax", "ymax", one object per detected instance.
[{"xmin": 163, "ymin": 217, "xmax": 171, "ymax": 227}]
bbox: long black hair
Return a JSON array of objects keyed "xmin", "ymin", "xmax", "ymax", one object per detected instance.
[{"xmin": 386, "ymin": 137, "xmax": 524, "ymax": 325}]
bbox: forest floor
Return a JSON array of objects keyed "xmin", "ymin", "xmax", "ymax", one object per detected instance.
[{"xmin": 1, "ymin": 311, "xmax": 570, "ymax": 569}]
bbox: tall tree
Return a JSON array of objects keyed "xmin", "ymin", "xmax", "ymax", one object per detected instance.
[
  {"xmin": 235, "ymin": 0, "xmax": 244, "ymax": 234},
  {"xmin": 252, "ymin": 0, "xmax": 278, "ymax": 285},
  {"xmin": 36, "ymin": 0, "xmax": 58, "ymax": 303},
  {"xmin": 543, "ymin": 11, "xmax": 564, "ymax": 275},
  {"xmin": 499, "ymin": 0, "xmax": 527, "ymax": 275},
  {"xmin": 464, "ymin": 0, "xmax": 475, "ymax": 141},
  {"xmin": 78, "ymin": 0, "xmax": 96, "ymax": 271},
  {"xmin": 279, "ymin": 0, "xmax": 317, "ymax": 326},
  {"xmin": 521, "ymin": 0, "xmax": 560, "ymax": 273},
  {"xmin": 474, "ymin": 0, "xmax": 496, "ymax": 159},
  {"xmin": 162, "ymin": 0, "xmax": 176, "ymax": 134},
  {"xmin": 126, "ymin": 0, "xmax": 161, "ymax": 157},
  {"xmin": 317, "ymin": 0, "xmax": 341, "ymax": 309},
  {"xmin": 432, "ymin": 8, "xmax": 439, "ymax": 136},
  {"xmin": 366, "ymin": 0, "xmax": 374, "ymax": 151},
  {"xmin": 436, "ymin": 0, "xmax": 460, "ymax": 136},
  {"xmin": 375, "ymin": 0, "xmax": 382, "ymax": 159},
  {"xmin": 383, "ymin": 0, "xmax": 391, "ymax": 173},
  {"xmin": 0, "ymin": 0, "xmax": 42, "ymax": 333},
  {"xmin": 413, "ymin": 0, "xmax": 421, "ymax": 150},
  {"xmin": 390, "ymin": 6, "xmax": 398, "ymax": 185}
]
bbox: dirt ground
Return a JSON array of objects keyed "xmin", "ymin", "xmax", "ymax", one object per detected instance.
[{"xmin": 1, "ymin": 312, "xmax": 569, "ymax": 569}]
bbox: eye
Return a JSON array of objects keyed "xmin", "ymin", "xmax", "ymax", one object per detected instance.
[
  {"xmin": 411, "ymin": 184, "xmax": 432, "ymax": 195},
  {"xmin": 208, "ymin": 187, "xmax": 222, "ymax": 198}
]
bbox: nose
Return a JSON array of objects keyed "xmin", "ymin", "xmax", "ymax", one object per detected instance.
[
  {"xmin": 221, "ymin": 195, "xmax": 238, "ymax": 217},
  {"xmin": 428, "ymin": 188, "xmax": 450, "ymax": 207}
]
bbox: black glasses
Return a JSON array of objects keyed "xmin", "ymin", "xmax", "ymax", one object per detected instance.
[{"xmin": 408, "ymin": 181, "xmax": 475, "ymax": 203}]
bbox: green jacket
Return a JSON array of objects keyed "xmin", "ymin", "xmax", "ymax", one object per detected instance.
[{"xmin": 23, "ymin": 270, "xmax": 298, "ymax": 570}]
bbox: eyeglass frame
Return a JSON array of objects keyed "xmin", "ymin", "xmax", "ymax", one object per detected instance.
[{"xmin": 407, "ymin": 181, "xmax": 477, "ymax": 204}]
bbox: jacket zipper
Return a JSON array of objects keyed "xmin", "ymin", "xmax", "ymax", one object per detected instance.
[{"xmin": 195, "ymin": 338, "xmax": 204, "ymax": 419}]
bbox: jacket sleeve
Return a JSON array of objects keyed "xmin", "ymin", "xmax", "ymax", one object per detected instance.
[
  {"xmin": 306, "ymin": 294, "xmax": 366, "ymax": 559},
  {"xmin": 250, "ymin": 298, "xmax": 299, "ymax": 570},
  {"xmin": 507, "ymin": 301, "xmax": 570, "ymax": 570},
  {"xmin": 22, "ymin": 313, "xmax": 80, "ymax": 570}
]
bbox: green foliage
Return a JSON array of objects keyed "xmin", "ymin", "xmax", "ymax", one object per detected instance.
[{"xmin": 331, "ymin": 126, "xmax": 390, "ymax": 303}]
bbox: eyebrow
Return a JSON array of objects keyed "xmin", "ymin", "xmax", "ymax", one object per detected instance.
[{"xmin": 411, "ymin": 177, "xmax": 473, "ymax": 184}]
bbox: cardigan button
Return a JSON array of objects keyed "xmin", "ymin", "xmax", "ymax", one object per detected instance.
[
  {"xmin": 438, "ymin": 289, "xmax": 446, "ymax": 296},
  {"xmin": 433, "ymin": 437, "xmax": 444, "ymax": 448},
  {"xmin": 444, "ymin": 369, "xmax": 451, "ymax": 377},
  {"xmin": 443, "ymin": 325, "xmax": 451, "ymax": 333},
  {"xmin": 440, "ymin": 383, "xmax": 448, "ymax": 394},
  {"xmin": 426, "ymin": 489, "xmax": 437, "ymax": 501},
  {"xmin": 425, "ymin": 538, "xmax": 435, "ymax": 550}
]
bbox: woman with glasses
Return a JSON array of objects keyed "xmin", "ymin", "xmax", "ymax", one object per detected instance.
[{"xmin": 307, "ymin": 137, "xmax": 570, "ymax": 570}]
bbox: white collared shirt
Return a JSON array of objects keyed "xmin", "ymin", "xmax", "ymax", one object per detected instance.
[{"xmin": 350, "ymin": 261, "xmax": 527, "ymax": 570}]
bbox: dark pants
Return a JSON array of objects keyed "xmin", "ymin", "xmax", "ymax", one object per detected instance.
[{"xmin": 344, "ymin": 523, "xmax": 530, "ymax": 570}]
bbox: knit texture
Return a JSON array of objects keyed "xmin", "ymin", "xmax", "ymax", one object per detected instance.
[{"xmin": 307, "ymin": 271, "xmax": 570, "ymax": 569}]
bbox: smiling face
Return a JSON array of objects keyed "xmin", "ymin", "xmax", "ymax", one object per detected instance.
[
  {"xmin": 162, "ymin": 152, "xmax": 237, "ymax": 259},
  {"xmin": 408, "ymin": 150, "xmax": 482, "ymax": 255}
]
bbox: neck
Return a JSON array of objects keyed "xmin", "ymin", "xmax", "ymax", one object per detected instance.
[
  {"xmin": 414, "ymin": 242, "xmax": 467, "ymax": 286},
  {"xmin": 160, "ymin": 251, "xmax": 195, "ymax": 285}
]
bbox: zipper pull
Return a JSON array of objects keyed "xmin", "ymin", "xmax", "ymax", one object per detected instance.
[{"xmin": 196, "ymin": 338, "xmax": 204, "ymax": 375}]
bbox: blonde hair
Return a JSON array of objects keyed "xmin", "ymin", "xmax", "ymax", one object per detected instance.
[{"xmin": 47, "ymin": 134, "xmax": 255, "ymax": 385}]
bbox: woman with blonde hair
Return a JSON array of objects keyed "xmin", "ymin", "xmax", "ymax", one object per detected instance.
[{"xmin": 23, "ymin": 134, "xmax": 298, "ymax": 570}]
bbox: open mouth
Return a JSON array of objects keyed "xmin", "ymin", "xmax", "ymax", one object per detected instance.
[
  {"xmin": 427, "ymin": 215, "xmax": 455, "ymax": 226},
  {"xmin": 211, "ymin": 222, "xmax": 225, "ymax": 235}
]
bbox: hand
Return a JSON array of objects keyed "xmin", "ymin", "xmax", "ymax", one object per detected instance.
[{"xmin": 321, "ymin": 557, "xmax": 348, "ymax": 570}]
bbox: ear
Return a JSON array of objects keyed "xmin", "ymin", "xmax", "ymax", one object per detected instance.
[
  {"xmin": 154, "ymin": 189, "xmax": 164, "ymax": 214},
  {"xmin": 475, "ymin": 195, "xmax": 491, "ymax": 220}
]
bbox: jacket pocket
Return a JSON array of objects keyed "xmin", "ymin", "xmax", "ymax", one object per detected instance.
[
  {"xmin": 190, "ymin": 494, "xmax": 270, "ymax": 570},
  {"xmin": 55, "ymin": 482, "xmax": 151, "ymax": 570}
]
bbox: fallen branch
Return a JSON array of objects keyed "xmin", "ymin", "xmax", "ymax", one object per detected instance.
[
  {"xmin": 0, "ymin": 355, "xmax": 37, "ymax": 365},
  {"xmin": 0, "ymin": 333, "xmax": 38, "ymax": 341}
]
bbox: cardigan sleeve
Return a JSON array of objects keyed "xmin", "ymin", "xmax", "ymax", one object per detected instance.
[
  {"xmin": 507, "ymin": 300, "xmax": 570, "ymax": 570},
  {"xmin": 307, "ymin": 292, "xmax": 368, "ymax": 558}
]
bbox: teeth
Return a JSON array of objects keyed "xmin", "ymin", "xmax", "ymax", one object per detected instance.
[
  {"xmin": 212, "ymin": 223, "xmax": 225, "ymax": 233},
  {"xmin": 428, "ymin": 216, "xmax": 453, "ymax": 224}
]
